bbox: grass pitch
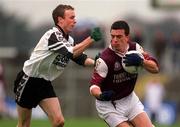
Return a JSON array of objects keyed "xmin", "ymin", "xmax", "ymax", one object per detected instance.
[
  {"xmin": 0, "ymin": 118, "xmax": 106, "ymax": 127},
  {"xmin": 0, "ymin": 118, "xmax": 179, "ymax": 127}
]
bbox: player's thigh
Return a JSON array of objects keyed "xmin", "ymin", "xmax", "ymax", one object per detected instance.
[
  {"xmin": 130, "ymin": 112, "xmax": 153, "ymax": 127},
  {"xmin": 39, "ymin": 97, "xmax": 64, "ymax": 121}
]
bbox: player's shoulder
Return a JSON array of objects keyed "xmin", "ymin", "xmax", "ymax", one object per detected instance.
[
  {"xmin": 45, "ymin": 27, "xmax": 63, "ymax": 36},
  {"xmin": 128, "ymin": 41, "xmax": 137, "ymax": 49},
  {"xmin": 101, "ymin": 48, "xmax": 114, "ymax": 58},
  {"xmin": 128, "ymin": 41, "xmax": 144, "ymax": 53},
  {"xmin": 99, "ymin": 48, "xmax": 118, "ymax": 67},
  {"xmin": 52, "ymin": 27, "xmax": 64, "ymax": 36},
  {"xmin": 43, "ymin": 27, "xmax": 65, "ymax": 42}
]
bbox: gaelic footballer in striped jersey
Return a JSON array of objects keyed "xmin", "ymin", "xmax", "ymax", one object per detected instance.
[{"xmin": 13, "ymin": 4, "xmax": 102, "ymax": 127}]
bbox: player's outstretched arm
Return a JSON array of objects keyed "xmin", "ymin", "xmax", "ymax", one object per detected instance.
[
  {"xmin": 84, "ymin": 58, "xmax": 95, "ymax": 66},
  {"xmin": 73, "ymin": 27, "xmax": 102, "ymax": 58},
  {"xmin": 83, "ymin": 52, "xmax": 101, "ymax": 67},
  {"xmin": 142, "ymin": 52, "xmax": 159, "ymax": 73}
]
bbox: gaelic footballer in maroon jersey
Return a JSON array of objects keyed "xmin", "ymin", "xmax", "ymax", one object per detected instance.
[
  {"xmin": 90, "ymin": 20, "xmax": 159, "ymax": 127},
  {"xmin": 90, "ymin": 41, "xmax": 158, "ymax": 101}
]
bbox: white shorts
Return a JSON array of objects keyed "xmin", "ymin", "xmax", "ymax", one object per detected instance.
[{"xmin": 95, "ymin": 92, "xmax": 144, "ymax": 127}]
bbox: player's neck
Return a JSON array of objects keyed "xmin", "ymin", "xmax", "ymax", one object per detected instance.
[{"xmin": 116, "ymin": 44, "xmax": 129, "ymax": 55}]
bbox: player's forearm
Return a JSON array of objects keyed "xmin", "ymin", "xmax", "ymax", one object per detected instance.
[
  {"xmin": 73, "ymin": 37, "xmax": 93, "ymax": 58},
  {"xmin": 84, "ymin": 58, "xmax": 95, "ymax": 66},
  {"xmin": 143, "ymin": 59, "xmax": 159, "ymax": 73}
]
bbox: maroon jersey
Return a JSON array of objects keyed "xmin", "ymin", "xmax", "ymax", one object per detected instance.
[{"xmin": 90, "ymin": 41, "xmax": 157, "ymax": 100}]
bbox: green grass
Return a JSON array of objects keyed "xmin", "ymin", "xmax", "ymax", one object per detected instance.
[
  {"xmin": 0, "ymin": 118, "xmax": 179, "ymax": 127},
  {"xmin": 0, "ymin": 118, "xmax": 106, "ymax": 127},
  {"xmin": 65, "ymin": 118, "xmax": 107, "ymax": 127}
]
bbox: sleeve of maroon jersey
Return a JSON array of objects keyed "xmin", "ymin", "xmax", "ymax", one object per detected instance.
[
  {"xmin": 90, "ymin": 72, "xmax": 104, "ymax": 86},
  {"xmin": 144, "ymin": 53, "xmax": 159, "ymax": 67},
  {"xmin": 136, "ymin": 43, "xmax": 159, "ymax": 67}
]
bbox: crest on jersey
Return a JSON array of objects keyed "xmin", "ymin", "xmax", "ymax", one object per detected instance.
[
  {"xmin": 56, "ymin": 31, "xmax": 62, "ymax": 36},
  {"xmin": 114, "ymin": 61, "xmax": 121, "ymax": 71},
  {"xmin": 55, "ymin": 31, "xmax": 64, "ymax": 42}
]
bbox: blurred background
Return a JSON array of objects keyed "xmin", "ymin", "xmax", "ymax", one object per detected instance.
[{"xmin": 0, "ymin": 0, "xmax": 180, "ymax": 126}]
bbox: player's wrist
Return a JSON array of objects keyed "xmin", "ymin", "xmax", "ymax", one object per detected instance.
[
  {"xmin": 97, "ymin": 94, "xmax": 106, "ymax": 101},
  {"xmin": 97, "ymin": 90, "xmax": 115, "ymax": 101},
  {"xmin": 96, "ymin": 94, "xmax": 102, "ymax": 100},
  {"xmin": 94, "ymin": 52, "xmax": 101, "ymax": 66}
]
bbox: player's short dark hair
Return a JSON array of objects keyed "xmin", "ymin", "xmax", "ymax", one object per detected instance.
[
  {"xmin": 111, "ymin": 20, "xmax": 130, "ymax": 36},
  {"xmin": 52, "ymin": 4, "xmax": 74, "ymax": 25}
]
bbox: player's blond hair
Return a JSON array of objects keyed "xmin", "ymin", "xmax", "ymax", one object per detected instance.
[{"xmin": 52, "ymin": 4, "xmax": 74, "ymax": 25}]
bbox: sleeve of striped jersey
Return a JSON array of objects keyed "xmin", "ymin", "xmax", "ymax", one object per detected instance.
[
  {"xmin": 71, "ymin": 53, "xmax": 87, "ymax": 66},
  {"xmin": 48, "ymin": 32, "xmax": 73, "ymax": 58}
]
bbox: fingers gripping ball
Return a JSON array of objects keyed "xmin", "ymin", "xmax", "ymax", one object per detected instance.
[
  {"xmin": 122, "ymin": 50, "xmax": 144, "ymax": 74},
  {"xmin": 123, "ymin": 51, "xmax": 144, "ymax": 66},
  {"xmin": 90, "ymin": 27, "xmax": 102, "ymax": 41}
]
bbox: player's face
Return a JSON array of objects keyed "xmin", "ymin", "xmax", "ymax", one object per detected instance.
[
  {"xmin": 60, "ymin": 9, "xmax": 76, "ymax": 33},
  {"xmin": 110, "ymin": 29, "xmax": 129, "ymax": 53}
]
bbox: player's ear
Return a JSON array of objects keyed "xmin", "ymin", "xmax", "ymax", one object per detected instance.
[
  {"xmin": 126, "ymin": 35, "xmax": 130, "ymax": 42},
  {"xmin": 58, "ymin": 16, "xmax": 64, "ymax": 23}
]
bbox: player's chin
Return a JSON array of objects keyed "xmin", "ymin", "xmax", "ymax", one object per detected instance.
[{"xmin": 68, "ymin": 27, "xmax": 74, "ymax": 32}]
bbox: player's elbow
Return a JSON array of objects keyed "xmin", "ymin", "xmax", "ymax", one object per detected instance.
[
  {"xmin": 89, "ymin": 85, "xmax": 101, "ymax": 97},
  {"xmin": 151, "ymin": 67, "xmax": 159, "ymax": 73},
  {"xmin": 152, "ymin": 63, "xmax": 160, "ymax": 73},
  {"xmin": 147, "ymin": 65, "xmax": 159, "ymax": 73},
  {"xmin": 154, "ymin": 66, "xmax": 160, "ymax": 73}
]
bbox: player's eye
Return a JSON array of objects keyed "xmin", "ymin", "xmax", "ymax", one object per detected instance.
[
  {"xmin": 111, "ymin": 35, "xmax": 122, "ymax": 39},
  {"xmin": 70, "ymin": 16, "xmax": 75, "ymax": 20},
  {"xmin": 111, "ymin": 35, "xmax": 115, "ymax": 38},
  {"xmin": 116, "ymin": 35, "xmax": 122, "ymax": 39}
]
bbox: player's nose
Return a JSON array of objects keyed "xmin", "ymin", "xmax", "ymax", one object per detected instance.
[{"xmin": 111, "ymin": 39, "xmax": 117, "ymax": 45}]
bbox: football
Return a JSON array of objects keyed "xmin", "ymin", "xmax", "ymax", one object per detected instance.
[{"xmin": 122, "ymin": 50, "xmax": 144, "ymax": 74}]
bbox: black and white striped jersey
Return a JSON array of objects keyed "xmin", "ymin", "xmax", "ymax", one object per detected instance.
[{"xmin": 23, "ymin": 26, "xmax": 75, "ymax": 81}]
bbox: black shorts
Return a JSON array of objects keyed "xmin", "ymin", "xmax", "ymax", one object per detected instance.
[{"xmin": 14, "ymin": 71, "xmax": 56, "ymax": 109}]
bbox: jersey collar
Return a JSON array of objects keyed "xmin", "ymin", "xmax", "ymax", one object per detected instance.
[
  {"xmin": 109, "ymin": 44, "xmax": 129, "ymax": 57},
  {"xmin": 55, "ymin": 25, "xmax": 69, "ymax": 40}
]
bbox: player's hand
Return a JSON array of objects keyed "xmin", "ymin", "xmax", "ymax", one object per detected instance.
[
  {"xmin": 98, "ymin": 90, "xmax": 115, "ymax": 101},
  {"xmin": 123, "ymin": 53, "xmax": 143, "ymax": 66},
  {"xmin": 94, "ymin": 52, "xmax": 101, "ymax": 66},
  {"xmin": 90, "ymin": 27, "xmax": 102, "ymax": 41}
]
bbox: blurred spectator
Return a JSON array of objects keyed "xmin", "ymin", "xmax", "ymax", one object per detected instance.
[
  {"xmin": 0, "ymin": 63, "xmax": 7, "ymax": 118},
  {"xmin": 71, "ymin": 20, "xmax": 106, "ymax": 49},
  {"xmin": 131, "ymin": 28, "xmax": 144, "ymax": 46},
  {"xmin": 170, "ymin": 32, "xmax": 180, "ymax": 74},
  {"xmin": 144, "ymin": 78, "xmax": 165, "ymax": 124},
  {"xmin": 152, "ymin": 30, "xmax": 167, "ymax": 71}
]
